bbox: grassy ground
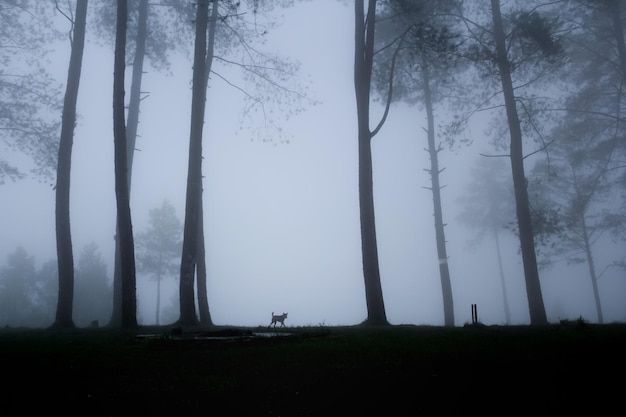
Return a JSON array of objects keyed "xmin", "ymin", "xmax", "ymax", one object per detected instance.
[{"xmin": 1, "ymin": 322, "xmax": 625, "ymax": 415}]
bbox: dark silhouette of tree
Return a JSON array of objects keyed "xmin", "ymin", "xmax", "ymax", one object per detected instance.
[
  {"xmin": 73, "ymin": 242, "xmax": 112, "ymax": 327},
  {"xmin": 0, "ymin": 1, "xmax": 62, "ymax": 183},
  {"xmin": 136, "ymin": 200, "xmax": 182, "ymax": 325},
  {"xmin": 374, "ymin": 0, "xmax": 463, "ymax": 326},
  {"xmin": 489, "ymin": 0, "xmax": 548, "ymax": 325},
  {"xmin": 178, "ymin": 0, "xmax": 306, "ymax": 325},
  {"xmin": 110, "ymin": 0, "xmax": 149, "ymax": 327},
  {"xmin": 90, "ymin": 0, "xmax": 194, "ymax": 327},
  {"xmin": 458, "ymin": 1, "xmax": 564, "ymax": 325},
  {"xmin": 52, "ymin": 0, "xmax": 88, "ymax": 330},
  {"xmin": 193, "ymin": 1, "xmax": 219, "ymax": 327},
  {"xmin": 457, "ymin": 157, "xmax": 515, "ymax": 325},
  {"xmin": 354, "ymin": 0, "xmax": 390, "ymax": 326},
  {"xmin": 113, "ymin": 0, "xmax": 137, "ymax": 329},
  {"xmin": 178, "ymin": 0, "xmax": 210, "ymax": 326}
]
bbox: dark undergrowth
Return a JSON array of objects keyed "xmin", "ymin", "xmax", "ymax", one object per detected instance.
[{"xmin": 1, "ymin": 322, "xmax": 625, "ymax": 415}]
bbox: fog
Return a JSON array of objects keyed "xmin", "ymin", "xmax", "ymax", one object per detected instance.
[{"xmin": 1, "ymin": 0, "xmax": 625, "ymax": 328}]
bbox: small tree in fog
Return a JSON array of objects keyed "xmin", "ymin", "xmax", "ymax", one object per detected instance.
[
  {"xmin": 136, "ymin": 200, "xmax": 182, "ymax": 325},
  {"xmin": 0, "ymin": 247, "xmax": 45, "ymax": 327},
  {"xmin": 73, "ymin": 243, "xmax": 112, "ymax": 327}
]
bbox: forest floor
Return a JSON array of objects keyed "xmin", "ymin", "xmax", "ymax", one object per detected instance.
[{"xmin": 1, "ymin": 321, "xmax": 624, "ymax": 415}]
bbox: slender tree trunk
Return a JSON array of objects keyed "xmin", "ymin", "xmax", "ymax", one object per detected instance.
[
  {"xmin": 421, "ymin": 63, "xmax": 454, "ymax": 327},
  {"xmin": 53, "ymin": 0, "xmax": 88, "ymax": 330},
  {"xmin": 114, "ymin": 0, "xmax": 137, "ymax": 329},
  {"xmin": 609, "ymin": 0, "xmax": 626, "ymax": 80},
  {"xmin": 580, "ymin": 214, "xmax": 604, "ymax": 323},
  {"xmin": 195, "ymin": 1, "xmax": 219, "ymax": 326},
  {"xmin": 491, "ymin": 0, "xmax": 547, "ymax": 325},
  {"xmin": 111, "ymin": 0, "xmax": 149, "ymax": 327},
  {"xmin": 178, "ymin": 0, "xmax": 210, "ymax": 326},
  {"xmin": 354, "ymin": 0, "xmax": 388, "ymax": 326},
  {"xmin": 493, "ymin": 228, "xmax": 511, "ymax": 325}
]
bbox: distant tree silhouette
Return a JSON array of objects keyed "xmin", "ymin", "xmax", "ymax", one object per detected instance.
[
  {"xmin": 73, "ymin": 243, "xmax": 112, "ymax": 327},
  {"xmin": 0, "ymin": 247, "xmax": 36, "ymax": 326},
  {"xmin": 136, "ymin": 200, "xmax": 182, "ymax": 325}
]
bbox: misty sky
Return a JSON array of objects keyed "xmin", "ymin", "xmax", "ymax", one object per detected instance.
[{"xmin": 1, "ymin": 0, "xmax": 625, "ymax": 327}]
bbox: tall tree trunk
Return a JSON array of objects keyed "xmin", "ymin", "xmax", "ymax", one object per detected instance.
[
  {"xmin": 609, "ymin": 0, "xmax": 626, "ymax": 80},
  {"xmin": 114, "ymin": 0, "xmax": 137, "ymax": 329},
  {"xmin": 178, "ymin": 0, "xmax": 210, "ymax": 326},
  {"xmin": 354, "ymin": 0, "xmax": 388, "ymax": 326},
  {"xmin": 195, "ymin": 0, "xmax": 219, "ymax": 326},
  {"xmin": 421, "ymin": 63, "xmax": 454, "ymax": 327},
  {"xmin": 111, "ymin": 0, "xmax": 149, "ymax": 327},
  {"xmin": 491, "ymin": 0, "xmax": 547, "ymax": 325},
  {"xmin": 53, "ymin": 0, "xmax": 88, "ymax": 329}
]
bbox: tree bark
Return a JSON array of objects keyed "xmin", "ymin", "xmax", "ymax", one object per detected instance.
[
  {"xmin": 114, "ymin": 0, "xmax": 137, "ymax": 329},
  {"xmin": 354, "ymin": 0, "xmax": 388, "ymax": 326},
  {"xmin": 491, "ymin": 0, "xmax": 547, "ymax": 325},
  {"xmin": 195, "ymin": 0, "xmax": 219, "ymax": 326},
  {"xmin": 608, "ymin": 0, "xmax": 626, "ymax": 80},
  {"xmin": 111, "ymin": 0, "xmax": 149, "ymax": 327},
  {"xmin": 178, "ymin": 0, "xmax": 210, "ymax": 326},
  {"xmin": 421, "ymin": 63, "xmax": 454, "ymax": 327},
  {"xmin": 53, "ymin": 0, "xmax": 88, "ymax": 329}
]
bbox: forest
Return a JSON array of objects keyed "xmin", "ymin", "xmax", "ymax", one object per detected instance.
[{"xmin": 0, "ymin": 0, "xmax": 625, "ymax": 329}]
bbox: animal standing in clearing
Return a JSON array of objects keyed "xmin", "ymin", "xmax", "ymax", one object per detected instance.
[{"xmin": 269, "ymin": 312, "xmax": 288, "ymax": 327}]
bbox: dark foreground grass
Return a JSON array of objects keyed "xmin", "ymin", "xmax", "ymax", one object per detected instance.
[{"xmin": 1, "ymin": 322, "xmax": 625, "ymax": 415}]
